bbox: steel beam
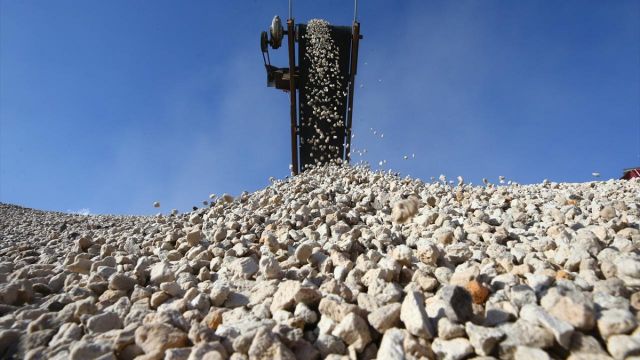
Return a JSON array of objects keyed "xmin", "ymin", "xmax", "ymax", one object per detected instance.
[{"xmin": 287, "ymin": 19, "xmax": 299, "ymax": 175}]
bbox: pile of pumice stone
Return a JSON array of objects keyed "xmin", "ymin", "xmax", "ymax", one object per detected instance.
[{"xmin": 0, "ymin": 164, "xmax": 639, "ymax": 360}]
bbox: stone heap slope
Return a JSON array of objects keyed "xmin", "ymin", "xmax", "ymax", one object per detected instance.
[{"xmin": 0, "ymin": 164, "xmax": 639, "ymax": 360}]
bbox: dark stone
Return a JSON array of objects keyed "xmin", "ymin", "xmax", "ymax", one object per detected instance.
[
  {"xmin": 291, "ymin": 339, "xmax": 320, "ymax": 360},
  {"xmin": 87, "ymin": 281, "xmax": 108, "ymax": 296},
  {"xmin": 48, "ymin": 301, "xmax": 65, "ymax": 312},
  {"xmin": 41, "ymin": 294, "xmax": 72, "ymax": 313},
  {"xmin": 22, "ymin": 329, "xmax": 55, "ymax": 351},
  {"xmin": 0, "ymin": 329, "xmax": 21, "ymax": 359},
  {"xmin": 32, "ymin": 284, "xmax": 52, "ymax": 296},
  {"xmin": 438, "ymin": 285, "xmax": 473, "ymax": 323},
  {"xmin": 0, "ymin": 304, "xmax": 18, "ymax": 316}
]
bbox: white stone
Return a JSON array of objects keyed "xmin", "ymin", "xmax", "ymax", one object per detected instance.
[
  {"xmin": 400, "ymin": 291, "xmax": 434, "ymax": 339},
  {"xmin": 607, "ymin": 334, "xmax": 640, "ymax": 360},
  {"xmin": 465, "ymin": 322, "xmax": 504, "ymax": 356},
  {"xmin": 150, "ymin": 261, "xmax": 175, "ymax": 284},
  {"xmin": 520, "ymin": 304, "xmax": 574, "ymax": 348},
  {"xmin": 597, "ymin": 308, "xmax": 637, "ymax": 339},
  {"xmin": 367, "ymin": 303, "xmax": 401, "ymax": 333},
  {"xmin": 377, "ymin": 328, "xmax": 406, "ymax": 359},
  {"xmin": 514, "ymin": 346, "xmax": 550, "ymax": 360},
  {"xmin": 331, "ymin": 313, "xmax": 371, "ymax": 352},
  {"xmin": 432, "ymin": 337, "xmax": 473, "ymax": 360}
]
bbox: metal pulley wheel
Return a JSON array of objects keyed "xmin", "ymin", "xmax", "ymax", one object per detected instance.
[{"xmin": 270, "ymin": 15, "xmax": 284, "ymax": 49}]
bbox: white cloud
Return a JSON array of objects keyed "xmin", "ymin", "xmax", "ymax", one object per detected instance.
[{"xmin": 67, "ymin": 208, "xmax": 92, "ymax": 216}]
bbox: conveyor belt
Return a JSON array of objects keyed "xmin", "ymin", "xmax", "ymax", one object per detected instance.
[{"xmin": 296, "ymin": 24, "xmax": 353, "ymax": 171}]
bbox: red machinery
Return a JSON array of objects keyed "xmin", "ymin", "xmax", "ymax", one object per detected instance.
[{"xmin": 621, "ymin": 167, "xmax": 640, "ymax": 180}]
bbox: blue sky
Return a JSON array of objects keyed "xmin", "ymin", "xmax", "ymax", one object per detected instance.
[{"xmin": 1, "ymin": 0, "xmax": 638, "ymax": 215}]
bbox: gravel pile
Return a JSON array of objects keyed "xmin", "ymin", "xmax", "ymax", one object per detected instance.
[
  {"xmin": 303, "ymin": 19, "xmax": 346, "ymax": 168},
  {"xmin": 1, "ymin": 164, "xmax": 639, "ymax": 359}
]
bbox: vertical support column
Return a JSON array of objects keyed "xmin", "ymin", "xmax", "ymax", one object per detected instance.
[
  {"xmin": 287, "ymin": 19, "xmax": 299, "ymax": 175},
  {"xmin": 345, "ymin": 21, "xmax": 360, "ymax": 163}
]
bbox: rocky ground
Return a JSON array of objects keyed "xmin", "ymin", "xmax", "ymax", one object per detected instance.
[{"xmin": 1, "ymin": 165, "xmax": 639, "ymax": 360}]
